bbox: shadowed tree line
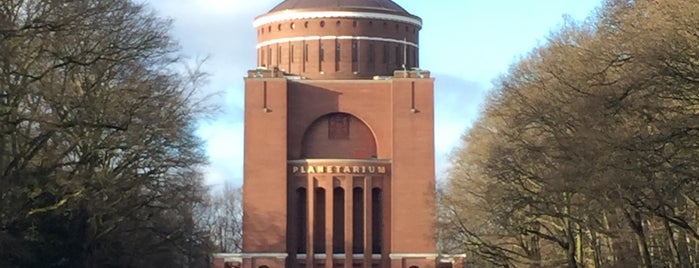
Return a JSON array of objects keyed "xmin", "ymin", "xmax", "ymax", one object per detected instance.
[
  {"xmin": 0, "ymin": 0, "xmax": 243, "ymax": 267},
  {"xmin": 440, "ymin": 0, "xmax": 699, "ymax": 267}
]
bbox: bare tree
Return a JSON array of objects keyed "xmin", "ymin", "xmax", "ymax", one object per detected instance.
[
  {"xmin": 199, "ymin": 182, "xmax": 244, "ymax": 253},
  {"xmin": 0, "ymin": 0, "xmax": 215, "ymax": 267},
  {"xmin": 441, "ymin": 0, "xmax": 699, "ymax": 267}
]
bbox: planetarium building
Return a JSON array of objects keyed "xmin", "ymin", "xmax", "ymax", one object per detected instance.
[{"xmin": 215, "ymin": 1, "xmax": 446, "ymax": 267}]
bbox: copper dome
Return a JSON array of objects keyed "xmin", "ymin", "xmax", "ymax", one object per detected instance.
[{"xmin": 268, "ymin": 0, "xmax": 411, "ymax": 15}]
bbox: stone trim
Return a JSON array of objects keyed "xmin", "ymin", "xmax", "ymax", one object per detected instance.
[
  {"xmin": 295, "ymin": 254, "xmax": 382, "ymax": 259},
  {"xmin": 213, "ymin": 253, "xmax": 243, "ymax": 262},
  {"xmin": 254, "ymin": 11, "xmax": 422, "ymax": 28},
  {"xmin": 256, "ymin": 35, "xmax": 418, "ymax": 49},
  {"xmin": 289, "ymin": 159, "xmax": 391, "ymax": 164},
  {"xmin": 389, "ymin": 253, "xmax": 439, "ymax": 260},
  {"xmin": 247, "ymin": 253, "xmax": 288, "ymax": 259}
]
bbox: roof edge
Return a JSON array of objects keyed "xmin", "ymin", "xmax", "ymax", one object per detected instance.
[{"xmin": 253, "ymin": 9, "xmax": 422, "ymax": 28}]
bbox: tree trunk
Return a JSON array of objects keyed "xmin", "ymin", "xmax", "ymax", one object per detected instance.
[
  {"xmin": 626, "ymin": 210, "xmax": 653, "ymax": 268},
  {"xmin": 590, "ymin": 231, "xmax": 603, "ymax": 268},
  {"xmin": 576, "ymin": 225, "xmax": 584, "ymax": 267}
]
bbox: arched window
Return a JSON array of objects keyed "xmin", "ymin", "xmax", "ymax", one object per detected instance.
[
  {"xmin": 372, "ymin": 188, "xmax": 383, "ymax": 253},
  {"xmin": 333, "ymin": 187, "xmax": 345, "ymax": 253},
  {"xmin": 352, "ymin": 187, "xmax": 364, "ymax": 253},
  {"xmin": 314, "ymin": 188, "xmax": 326, "ymax": 253}
]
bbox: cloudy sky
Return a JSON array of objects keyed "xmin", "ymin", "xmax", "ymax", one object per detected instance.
[{"xmin": 146, "ymin": 0, "xmax": 602, "ymax": 187}]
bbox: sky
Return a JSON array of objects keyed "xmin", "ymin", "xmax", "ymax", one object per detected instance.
[{"xmin": 146, "ymin": 0, "xmax": 603, "ymax": 187}]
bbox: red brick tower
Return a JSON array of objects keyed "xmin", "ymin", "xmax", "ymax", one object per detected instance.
[{"xmin": 242, "ymin": 1, "xmax": 436, "ymax": 267}]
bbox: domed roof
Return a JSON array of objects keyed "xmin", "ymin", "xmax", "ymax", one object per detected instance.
[{"xmin": 268, "ymin": 0, "xmax": 411, "ymax": 15}]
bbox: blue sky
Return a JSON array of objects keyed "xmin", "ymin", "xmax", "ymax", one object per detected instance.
[{"xmin": 147, "ymin": 0, "xmax": 602, "ymax": 187}]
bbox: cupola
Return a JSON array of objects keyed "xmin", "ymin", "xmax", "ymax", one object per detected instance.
[{"xmin": 254, "ymin": 0, "xmax": 421, "ymax": 79}]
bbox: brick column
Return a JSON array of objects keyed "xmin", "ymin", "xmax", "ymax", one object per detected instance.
[
  {"xmin": 325, "ymin": 179, "xmax": 334, "ymax": 267},
  {"xmin": 307, "ymin": 177, "xmax": 315, "ymax": 268},
  {"xmin": 363, "ymin": 177, "xmax": 373, "ymax": 268},
  {"xmin": 213, "ymin": 257, "xmax": 224, "ymax": 268},
  {"xmin": 344, "ymin": 179, "xmax": 353, "ymax": 268}
]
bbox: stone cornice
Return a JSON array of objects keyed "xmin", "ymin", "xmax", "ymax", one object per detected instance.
[{"xmin": 254, "ymin": 11, "xmax": 422, "ymax": 28}]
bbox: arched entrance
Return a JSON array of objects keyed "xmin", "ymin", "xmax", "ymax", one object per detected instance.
[{"xmin": 288, "ymin": 113, "xmax": 389, "ymax": 267}]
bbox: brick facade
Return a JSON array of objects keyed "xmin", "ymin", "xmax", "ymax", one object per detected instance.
[{"xmin": 216, "ymin": 1, "xmax": 447, "ymax": 267}]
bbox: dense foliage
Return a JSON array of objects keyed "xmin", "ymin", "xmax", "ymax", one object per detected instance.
[
  {"xmin": 441, "ymin": 0, "xmax": 699, "ymax": 267},
  {"xmin": 0, "ymin": 0, "xmax": 217, "ymax": 267}
]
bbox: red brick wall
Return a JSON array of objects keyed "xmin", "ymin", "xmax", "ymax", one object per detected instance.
[
  {"xmin": 256, "ymin": 18, "xmax": 420, "ymax": 79},
  {"xmin": 242, "ymin": 78, "xmax": 289, "ymax": 253}
]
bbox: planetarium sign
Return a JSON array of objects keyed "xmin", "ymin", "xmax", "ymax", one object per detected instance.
[{"xmin": 288, "ymin": 159, "xmax": 391, "ymax": 175}]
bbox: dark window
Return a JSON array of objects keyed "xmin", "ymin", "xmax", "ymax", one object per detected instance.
[
  {"xmin": 352, "ymin": 187, "xmax": 364, "ymax": 254},
  {"xmin": 260, "ymin": 49, "xmax": 265, "ymax": 67},
  {"xmin": 304, "ymin": 44, "xmax": 309, "ymax": 62},
  {"xmin": 320, "ymin": 20, "xmax": 325, "ymax": 27},
  {"xmin": 372, "ymin": 188, "xmax": 383, "ymax": 253},
  {"xmin": 328, "ymin": 114, "xmax": 349, "ymax": 139},
  {"xmin": 382, "ymin": 44, "xmax": 388, "ymax": 64},
  {"xmin": 314, "ymin": 188, "xmax": 326, "ymax": 253},
  {"xmin": 352, "ymin": 40, "xmax": 358, "ymax": 63},
  {"xmin": 368, "ymin": 44, "xmax": 375, "ymax": 63},
  {"xmin": 395, "ymin": 46, "xmax": 401, "ymax": 66},
  {"xmin": 277, "ymin": 46, "xmax": 282, "ymax": 65},
  {"xmin": 335, "ymin": 42, "xmax": 341, "ymax": 71},
  {"xmin": 291, "ymin": 45, "xmax": 295, "ymax": 63},
  {"xmin": 336, "ymin": 42, "xmax": 341, "ymax": 62},
  {"xmin": 414, "ymin": 48, "xmax": 418, "ymax": 67},
  {"xmin": 267, "ymin": 47, "xmax": 272, "ymax": 67},
  {"xmin": 333, "ymin": 187, "xmax": 345, "ymax": 254},
  {"xmin": 319, "ymin": 44, "xmax": 325, "ymax": 62}
]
